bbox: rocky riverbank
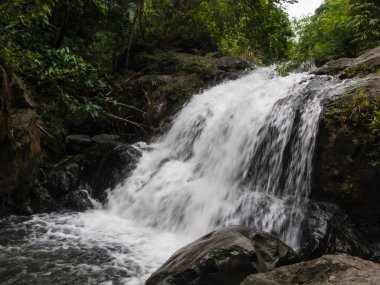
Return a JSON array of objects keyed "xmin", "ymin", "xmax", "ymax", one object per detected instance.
[
  {"xmin": 0, "ymin": 51, "xmax": 251, "ymax": 215},
  {"xmin": 1, "ymin": 46, "xmax": 379, "ymax": 283},
  {"xmin": 146, "ymin": 226, "xmax": 380, "ymax": 285}
]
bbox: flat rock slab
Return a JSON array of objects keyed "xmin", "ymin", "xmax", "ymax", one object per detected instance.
[
  {"xmin": 322, "ymin": 45, "xmax": 380, "ymax": 77},
  {"xmin": 146, "ymin": 226, "xmax": 298, "ymax": 285},
  {"xmin": 241, "ymin": 255, "xmax": 380, "ymax": 285}
]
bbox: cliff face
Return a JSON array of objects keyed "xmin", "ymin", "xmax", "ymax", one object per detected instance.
[
  {"xmin": 314, "ymin": 75, "xmax": 380, "ymax": 223},
  {"xmin": 0, "ymin": 65, "xmax": 42, "ymax": 215},
  {"xmin": 310, "ymin": 46, "xmax": 380, "ymax": 261}
]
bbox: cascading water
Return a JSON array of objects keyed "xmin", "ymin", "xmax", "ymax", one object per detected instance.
[
  {"xmin": 107, "ymin": 67, "xmax": 349, "ymax": 249},
  {"xmin": 0, "ymin": 67, "xmax": 351, "ymax": 285}
]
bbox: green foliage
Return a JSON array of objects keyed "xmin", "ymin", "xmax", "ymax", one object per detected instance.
[
  {"xmin": 0, "ymin": 0, "xmax": 115, "ymax": 118},
  {"xmin": 0, "ymin": 0, "xmax": 297, "ymax": 120},
  {"xmin": 292, "ymin": 0, "xmax": 380, "ymax": 64},
  {"xmin": 142, "ymin": 0, "xmax": 294, "ymax": 63},
  {"xmin": 62, "ymin": 94, "xmax": 103, "ymax": 119},
  {"xmin": 326, "ymin": 88, "xmax": 380, "ymax": 168}
]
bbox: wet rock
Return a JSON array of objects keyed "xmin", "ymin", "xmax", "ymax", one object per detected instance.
[
  {"xmin": 79, "ymin": 143, "xmax": 141, "ymax": 201},
  {"xmin": 216, "ymin": 56, "xmax": 250, "ymax": 72},
  {"xmin": 299, "ymin": 202, "xmax": 380, "ymax": 262},
  {"xmin": 312, "ymin": 73, "xmax": 380, "ymax": 261},
  {"xmin": 43, "ymin": 162, "xmax": 80, "ymax": 197},
  {"xmin": 216, "ymin": 71, "xmax": 244, "ymax": 81},
  {"xmin": 146, "ymin": 226, "xmax": 298, "ymax": 285},
  {"xmin": 240, "ymin": 255, "xmax": 380, "ymax": 285},
  {"xmin": 65, "ymin": 134, "xmax": 92, "ymax": 152},
  {"xmin": 61, "ymin": 189, "xmax": 94, "ymax": 211},
  {"xmin": 91, "ymin": 134, "xmax": 122, "ymax": 145},
  {"xmin": 41, "ymin": 140, "xmax": 142, "ymax": 209}
]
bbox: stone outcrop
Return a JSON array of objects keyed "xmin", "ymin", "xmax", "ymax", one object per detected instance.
[
  {"xmin": 28, "ymin": 134, "xmax": 141, "ymax": 212},
  {"xmin": 311, "ymin": 73, "xmax": 380, "ymax": 261},
  {"xmin": 320, "ymin": 45, "xmax": 380, "ymax": 78},
  {"xmin": 299, "ymin": 202, "xmax": 379, "ymax": 262},
  {"xmin": 241, "ymin": 255, "xmax": 380, "ymax": 285},
  {"xmin": 0, "ymin": 65, "xmax": 42, "ymax": 215},
  {"xmin": 146, "ymin": 226, "xmax": 298, "ymax": 285}
]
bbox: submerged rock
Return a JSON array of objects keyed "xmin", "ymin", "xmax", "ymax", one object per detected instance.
[
  {"xmin": 240, "ymin": 255, "xmax": 380, "ymax": 285},
  {"xmin": 146, "ymin": 226, "xmax": 298, "ymax": 285}
]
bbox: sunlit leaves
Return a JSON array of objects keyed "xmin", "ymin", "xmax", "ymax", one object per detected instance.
[{"xmin": 293, "ymin": 0, "xmax": 380, "ymax": 63}]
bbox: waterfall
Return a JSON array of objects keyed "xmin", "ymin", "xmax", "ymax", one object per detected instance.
[
  {"xmin": 107, "ymin": 67, "xmax": 347, "ymax": 250},
  {"xmin": 0, "ymin": 67, "xmax": 351, "ymax": 285}
]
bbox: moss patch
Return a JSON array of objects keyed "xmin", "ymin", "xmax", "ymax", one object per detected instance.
[{"xmin": 315, "ymin": 75, "xmax": 380, "ymax": 222}]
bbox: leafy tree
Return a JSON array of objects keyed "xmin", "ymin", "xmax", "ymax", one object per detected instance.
[
  {"xmin": 293, "ymin": 0, "xmax": 380, "ymax": 64},
  {"xmin": 141, "ymin": 0, "xmax": 294, "ymax": 63},
  {"xmin": 0, "ymin": 0, "xmax": 297, "ymax": 122}
]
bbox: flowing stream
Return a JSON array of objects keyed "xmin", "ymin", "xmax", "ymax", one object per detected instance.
[{"xmin": 0, "ymin": 67, "xmax": 350, "ymax": 284}]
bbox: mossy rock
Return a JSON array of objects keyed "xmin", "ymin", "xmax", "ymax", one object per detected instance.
[{"xmin": 314, "ymin": 74, "xmax": 380, "ymax": 224}]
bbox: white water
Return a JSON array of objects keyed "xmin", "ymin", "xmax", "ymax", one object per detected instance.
[
  {"xmin": 108, "ymin": 68, "xmax": 310, "ymax": 242},
  {"xmin": 0, "ymin": 67, "xmax": 351, "ymax": 285}
]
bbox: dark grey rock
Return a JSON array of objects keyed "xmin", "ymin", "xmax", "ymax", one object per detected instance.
[
  {"xmin": 146, "ymin": 226, "xmax": 298, "ymax": 285},
  {"xmin": 65, "ymin": 134, "xmax": 92, "ymax": 151},
  {"xmin": 92, "ymin": 134, "xmax": 122, "ymax": 145},
  {"xmin": 299, "ymin": 202, "xmax": 380, "ymax": 262},
  {"xmin": 41, "ymin": 142, "xmax": 142, "ymax": 210},
  {"xmin": 61, "ymin": 189, "xmax": 94, "ymax": 211},
  {"xmin": 44, "ymin": 162, "xmax": 80, "ymax": 197},
  {"xmin": 79, "ymin": 143, "xmax": 141, "ymax": 201},
  {"xmin": 217, "ymin": 56, "xmax": 250, "ymax": 72}
]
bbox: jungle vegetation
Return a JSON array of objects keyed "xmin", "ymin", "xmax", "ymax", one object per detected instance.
[{"xmin": 0, "ymin": 0, "xmax": 379, "ymax": 120}]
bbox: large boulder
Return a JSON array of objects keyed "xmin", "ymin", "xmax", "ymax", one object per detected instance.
[
  {"xmin": 40, "ymin": 135, "xmax": 142, "ymax": 211},
  {"xmin": 299, "ymin": 202, "xmax": 380, "ymax": 262},
  {"xmin": 312, "ymin": 73, "xmax": 380, "ymax": 260},
  {"xmin": 146, "ymin": 226, "xmax": 298, "ymax": 285},
  {"xmin": 321, "ymin": 45, "xmax": 380, "ymax": 78},
  {"xmin": 240, "ymin": 255, "xmax": 380, "ymax": 285}
]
